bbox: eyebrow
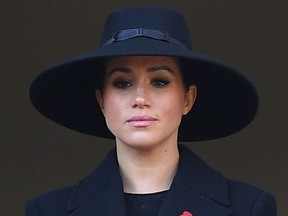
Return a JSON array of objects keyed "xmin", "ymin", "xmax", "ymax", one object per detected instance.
[
  {"xmin": 107, "ymin": 65, "xmax": 175, "ymax": 77},
  {"xmin": 107, "ymin": 67, "xmax": 132, "ymax": 75},
  {"xmin": 147, "ymin": 65, "xmax": 175, "ymax": 73}
]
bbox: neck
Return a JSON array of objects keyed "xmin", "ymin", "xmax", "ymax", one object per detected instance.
[{"xmin": 116, "ymin": 141, "xmax": 179, "ymax": 194}]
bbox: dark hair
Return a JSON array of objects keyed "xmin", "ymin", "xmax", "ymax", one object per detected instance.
[
  {"xmin": 178, "ymin": 58, "xmax": 196, "ymax": 91},
  {"xmin": 90, "ymin": 58, "xmax": 106, "ymax": 91}
]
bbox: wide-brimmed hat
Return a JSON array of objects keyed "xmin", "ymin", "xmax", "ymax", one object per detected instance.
[{"xmin": 29, "ymin": 6, "xmax": 258, "ymax": 142}]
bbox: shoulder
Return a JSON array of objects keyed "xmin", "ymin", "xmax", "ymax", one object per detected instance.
[
  {"xmin": 25, "ymin": 185, "xmax": 75, "ymax": 216},
  {"xmin": 25, "ymin": 149, "xmax": 120, "ymax": 216},
  {"xmin": 177, "ymin": 145, "xmax": 277, "ymax": 216},
  {"xmin": 227, "ymin": 179, "xmax": 277, "ymax": 216}
]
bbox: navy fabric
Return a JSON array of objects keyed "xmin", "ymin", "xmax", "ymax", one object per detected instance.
[
  {"xmin": 124, "ymin": 191, "xmax": 168, "ymax": 216},
  {"xmin": 25, "ymin": 145, "xmax": 276, "ymax": 216}
]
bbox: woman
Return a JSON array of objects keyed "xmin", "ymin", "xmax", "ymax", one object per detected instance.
[{"xmin": 26, "ymin": 6, "xmax": 276, "ymax": 216}]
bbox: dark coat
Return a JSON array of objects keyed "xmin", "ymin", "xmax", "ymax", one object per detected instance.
[{"xmin": 25, "ymin": 145, "xmax": 277, "ymax": 216}]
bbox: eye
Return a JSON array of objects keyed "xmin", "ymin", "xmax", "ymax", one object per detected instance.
[
  {"xmin": 112, "ymin": 80, "xmax": 132, "ymax": 89},
  {"xmin": 151, "ymin": 78, "xmax": 170, "ymax": 88}
]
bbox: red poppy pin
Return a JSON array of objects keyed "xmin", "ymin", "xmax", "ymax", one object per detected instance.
[{"xmin": 180, "ymin": 211, "xmax": 194, "ymax": 216}]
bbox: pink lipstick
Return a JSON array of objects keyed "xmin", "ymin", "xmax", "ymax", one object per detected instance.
[{"xmin": 127, "ymin": 115, "xmax": 157, "ymax": 127}]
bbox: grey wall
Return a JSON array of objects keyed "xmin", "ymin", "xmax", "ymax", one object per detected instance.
[{"xmin": 1, "ymin": 0, "xmax": 287, "ymax": 215}]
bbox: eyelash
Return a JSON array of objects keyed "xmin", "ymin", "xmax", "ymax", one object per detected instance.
[
  {"xmin": 151, "ymin": 78, "xmax": 170, "ymax": 87},
  {"xmin": 112, "ymin": 78, "xmax": 170, "ymax": 89},
  {"xmin": 112, "ymin": 80, "xmax": 132, "ymax": 89}
]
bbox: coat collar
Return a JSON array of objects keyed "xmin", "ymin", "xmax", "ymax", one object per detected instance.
[
  {"xmin": 66, "ymin": 145, "xmax": 232, "ymax": 216},
  {"xmin": 157, "ymin": 145, "xmax": 231, "ymax": 216},
  {"xmin": 66, "ymin": 148, "xmax": 126, "ymax": 215}
]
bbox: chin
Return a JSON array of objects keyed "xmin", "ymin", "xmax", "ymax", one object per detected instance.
[
  {"xmin": 117, "ymin": 134, "xmax": 176, "ymax": 152},
  {"xmin": 124, "ymin": 139, "xmax": 158, "ymax": 150}
]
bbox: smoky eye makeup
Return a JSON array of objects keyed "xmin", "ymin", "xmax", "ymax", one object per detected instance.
[
  {"xmin": 112, "ymin": 78, "xmax": 132, "ymax": 89},
  {"xmin": 151, "ymin": 78, "xmax": 171, "ymax": 88},
  {"xmin": 104, "ymin": 68, "xmax": 133, "ymax": 89}
]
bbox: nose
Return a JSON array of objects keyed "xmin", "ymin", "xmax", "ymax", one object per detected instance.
[{"xmin": 132, "ymin": 85, "xmax": 150, "ymax": 109}]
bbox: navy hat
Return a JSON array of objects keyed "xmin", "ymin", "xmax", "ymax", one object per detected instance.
[{"xmin": 29, "ymin": 7, "xmax": 258, "ymax": 142}]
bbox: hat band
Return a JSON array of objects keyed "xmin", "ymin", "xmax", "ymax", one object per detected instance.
[{"xmin": 102, "ymin": 28, "xmax": 187, "ymax": 48}]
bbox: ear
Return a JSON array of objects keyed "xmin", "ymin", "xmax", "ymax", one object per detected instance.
[
  {"xmin": 95, "ymin": 90, "xmax": 105, "ymax": 115},
  {"xmin": 183, "ymin": 85, "xmax": 197, "ymax": 115}
]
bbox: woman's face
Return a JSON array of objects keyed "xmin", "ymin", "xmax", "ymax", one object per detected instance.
[{"xmin": 96, "ymin": 56, "xmax": 196, "ymax": 149}]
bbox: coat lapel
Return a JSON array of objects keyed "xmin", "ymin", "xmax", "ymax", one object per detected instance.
[
  {"xmin": 66, "ymin": 148, "xmax": 127, "ymax": 216},
  {"xmin": 66, "ymin": 145, "xmax": 232, "ymax": 216},
  {"xmin": 157, "ymin": 145, "xmax": 232, "ymax": 216}
]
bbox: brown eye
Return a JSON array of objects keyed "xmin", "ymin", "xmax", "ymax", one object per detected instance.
[
  {"xmin": 151, "ymin": 78, "xmax": 170, "ymax": 88},
  {"xmin": 112, "ymin": 80, "xmax": 132, "ymax": 89}
]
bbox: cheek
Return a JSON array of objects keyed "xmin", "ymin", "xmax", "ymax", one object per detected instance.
[
  {"xmin": 103, "ymin": 96, "xmax": 116, "ymax": 114},
  {"xmin": 102, "ymin": 93, "xmax": 127, "ymax": 119},
  {"xmin": 159, "ymin": 93, "xmax": 186, "ymax": 116},
  {"xmin": 101, "ymin": 95, "xmax": 121, "ymax": 133}
]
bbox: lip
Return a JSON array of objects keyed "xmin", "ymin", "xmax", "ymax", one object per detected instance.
[{"xmin": 126, "ymin": 115, "xmax": 157, "ymax": 127}]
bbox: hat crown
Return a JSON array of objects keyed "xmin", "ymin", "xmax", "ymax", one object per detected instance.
[{"xmin": 99, "ymin": 7, "xmax": 192, "ymax": 49}]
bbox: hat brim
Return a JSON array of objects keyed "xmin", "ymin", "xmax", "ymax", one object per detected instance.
[{"xmin": 29, "ymin": 37, "xmax": 258, "ymax": 141}]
